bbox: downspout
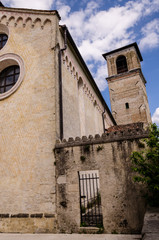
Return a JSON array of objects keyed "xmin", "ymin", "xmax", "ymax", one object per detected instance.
[
  {"xmin": 59, "ymin": 26, "xmax": 67, "ymax": 140},
  {"xmin": 102, "ymin": 109, "xmax": 106, "ymax": 133}
]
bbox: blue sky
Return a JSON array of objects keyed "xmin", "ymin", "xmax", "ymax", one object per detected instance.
[{"xmin": 2, "ymin": 0, "xmax": 159, "ymax": 125}]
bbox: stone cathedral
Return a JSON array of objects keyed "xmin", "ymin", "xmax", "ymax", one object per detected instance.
[{"xmin": 0, "ymin": 2, "xmax": 151, "ymax": 234}]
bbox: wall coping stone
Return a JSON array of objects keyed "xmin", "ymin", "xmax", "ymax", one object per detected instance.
[{"xmin": 55, "ymin": 123, "xmax": 149, "ymax": 149}]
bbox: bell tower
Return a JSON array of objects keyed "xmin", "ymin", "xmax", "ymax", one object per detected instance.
[{"xmin": 103, "ymin": 42, "xmax": 151, "ymax": 125}]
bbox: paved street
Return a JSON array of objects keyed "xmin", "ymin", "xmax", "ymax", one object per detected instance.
[{"xmin": 0, "ymin": 234, "xmax": 141, "ymax": 240}]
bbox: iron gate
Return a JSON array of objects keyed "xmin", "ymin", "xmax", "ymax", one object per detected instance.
[{"xmin": 78, "ymin": 171, "xmax": 103, "ymax": 227}]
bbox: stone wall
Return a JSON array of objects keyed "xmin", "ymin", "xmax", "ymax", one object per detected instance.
[
  {"xmin": 0, "ymin": 9, "xmax": 59, "ymax": 232},
  {"xmin": 54, "ymin": 123, "xmax": 149, "ymax": 234},
  {"xmin": 107, "ymin": 69, "xmax": 151, "ymax": 125},
  {"xmin": 105, "ymin": 45, "xmax": 151, "ymax": 126},
  {"xmin": 0, "ymin": 214, "xmax": 56, "ymax": 233},
  {"xmin": 106, "ymin": 46, "xmax": 141, "ymax": 77},
  {"xmin": 59, "ymin": 29, "xmax": 114, "ymax": 139}
]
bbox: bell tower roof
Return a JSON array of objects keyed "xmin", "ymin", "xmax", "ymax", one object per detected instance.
[{"xmin": 103, "ymin": 42, "xmax": 143, "ymax": 62}]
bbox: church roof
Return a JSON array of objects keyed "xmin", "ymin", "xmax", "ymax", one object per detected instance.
[
  {"xmin": 0, "ymin": 1, "xmax": 4, "ymax": 7},
  {"xmin": 107, "ymin": 122, "xmax": 144, "ymax": 133},
  {"xmin": 103, "ymin": 42, "xmax": 143, "ymax": 62}
]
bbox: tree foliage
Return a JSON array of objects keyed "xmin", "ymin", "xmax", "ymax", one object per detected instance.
[{"xmin": 131, "ymin": 123, "xmax": 159, "ymax": 207}]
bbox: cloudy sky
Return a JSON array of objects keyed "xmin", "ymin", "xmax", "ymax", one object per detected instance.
[{"xmin": 2, "ymin": 0, "xmax": 159, "ymax": 125}]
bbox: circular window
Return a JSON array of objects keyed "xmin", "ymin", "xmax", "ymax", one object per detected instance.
[
  {"xmin": 0, "ymin": 65, "xmax": 20, "ymax": 93},
  {"xmin": 0, "ymin": 34, "xmax": 8, "ymax": 50},
  {"xmin": 0, "ymin": 53, "xmax": 25, "ymax": 100}
]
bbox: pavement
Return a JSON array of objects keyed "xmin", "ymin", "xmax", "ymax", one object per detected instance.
[
  {"xmin": 142, "ymin": 207, "xmax": 159, "ymax": 240},
  {"xmin": 142, "ymin": 233, "xmax": 159, "ymax": 240},
  {"xmin": 0, "ymin": 234, "xmax": 142, "ymax": 240}
]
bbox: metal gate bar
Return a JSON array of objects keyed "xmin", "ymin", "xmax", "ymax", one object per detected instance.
[{"xmin": 78, "ymin": 171, "xmax": 103, "ymax": 227}]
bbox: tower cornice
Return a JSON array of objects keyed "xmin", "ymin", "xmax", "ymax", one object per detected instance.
[
  {"xmin": 106, "ymin": 68, "xmax": 146, "ymax": 85},
  {"xmin": 103, "ymin": 42, "xmax": 143, "ymax": 62}
]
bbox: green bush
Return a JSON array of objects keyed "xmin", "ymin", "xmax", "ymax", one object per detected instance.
[{"xmin": 131, "ymin": 123, "xmax": 159, "ymax": 207}]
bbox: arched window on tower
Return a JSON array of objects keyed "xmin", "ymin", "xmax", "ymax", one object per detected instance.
[{"xmin": 116, "ymin": 55, "xmax": 128, "ymax": 74}]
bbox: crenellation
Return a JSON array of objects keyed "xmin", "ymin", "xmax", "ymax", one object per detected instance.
[
  {"xmin": 81, "ymin": 136, "xmax": 88, "ymax": 141},
  {"xmin": 68, "ymin": 137, "xmax": 74, "ymax": 143},
  {"xmin": 95, "ymin": 134, "xmax": 100, "ymax": 139},
  {"xmin": 88, "ymin": 135, "xmax": 93, "ymax": 140},
  {"xmin": 55, "ymin": 123, "xmax": 149, "ymax": 149},
  {"xmin": 75, "ymin": 136, "xmax": 81, "ymax": 142}
]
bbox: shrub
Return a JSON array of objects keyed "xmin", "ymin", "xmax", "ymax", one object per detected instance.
[{"xmin": 131, "ymin": 123, "xmax": 159, "ymax": 207}]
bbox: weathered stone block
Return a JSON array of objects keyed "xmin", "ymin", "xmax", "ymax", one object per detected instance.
[{"xmin": 0, "ymin": 217, "xmax": 56, "ymax": 233}]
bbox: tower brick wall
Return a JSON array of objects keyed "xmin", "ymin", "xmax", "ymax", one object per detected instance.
[{"xmin": 103, "ymin": 44, "xmax": 151, "ymax": 125}]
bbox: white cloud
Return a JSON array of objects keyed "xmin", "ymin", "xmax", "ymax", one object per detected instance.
[
  {"xmin": 139, "ymin": 19, "xmax": 159, "ymax": 50},
  {"xmin": 55, "ymin": 0, "xmax": 71, "ymax": 18},
  {"xmin": 58, "ymin": 0, "xmax": 159, "ymax": 90},
  {"xmin": 2, "ymin": 0, "xmax": 159, "ymax": 91},
  {"xmin": 94, "ymin": 63, "xmax": 108, "ymax": 91},
  {"xmin": 152, "ymin": 108, "xmax": 159, "ymax": 125},
  {"xmin": 59, "ymin": 0, "xmax": 159, "ymax": 53},
  {"xmin": 142, "ymin": 0, "xmax": 159, "ymax": 16},
  {"xmin": 2, "ymin": 0, "xmax": 54, "ymax": 10}
]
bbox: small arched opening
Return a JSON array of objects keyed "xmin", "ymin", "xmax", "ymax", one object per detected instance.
[{"xmin": 116, "ymin": 55, "xmax": 128, "ymax": 74}]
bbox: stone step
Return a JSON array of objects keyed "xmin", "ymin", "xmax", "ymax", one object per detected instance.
[
  {"xmin": 0, "ymin": 234, "xmax": 142, "ymax": 240},
  {"xmin": 143, "ymin": 233, "xmax": 159, "ymax": 240}
]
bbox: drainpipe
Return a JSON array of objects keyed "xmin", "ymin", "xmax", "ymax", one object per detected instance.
[
  {"xmin": 102, "ymin": 109, "xmax": 106, "ymax": 133},
  {"xmin": 59, "ymin": 25, "xmax": 67, "ymax": 140}
]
